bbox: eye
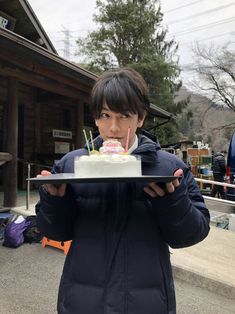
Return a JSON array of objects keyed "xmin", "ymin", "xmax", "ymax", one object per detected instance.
[
  {"xmin": 120, "ymin": 113, "xmax": 130, "ymax": 119},
  {"xmin": 100, "ymin": 112, "xmax": 109, "ymax": 119}
]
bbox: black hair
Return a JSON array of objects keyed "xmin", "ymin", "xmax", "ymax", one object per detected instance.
[{"xmin": 90, "ymin": 68, "xmax": 150, "ymax": 120}]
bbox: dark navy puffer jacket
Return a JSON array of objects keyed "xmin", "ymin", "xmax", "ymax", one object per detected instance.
[
  {"xmin": 37, "ymin": 135, "xmax": 210, "ymax": 314},
  {"xmin": 212, "ymin": 153, "xmax": 226, "ymax": 175}
]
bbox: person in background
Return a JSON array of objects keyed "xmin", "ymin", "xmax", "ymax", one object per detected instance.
[
  {"xmin": 211, "ymin": 151, "xmax": 226, "ymax": 199},
  {"xmin": 36, "ymin": 68, "xmax": 210, "ymax": 314}
]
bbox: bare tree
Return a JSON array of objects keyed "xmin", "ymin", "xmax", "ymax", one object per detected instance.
[{"xmin": 192, "ymin": 43, "xmax": 235, "ymax": 112}]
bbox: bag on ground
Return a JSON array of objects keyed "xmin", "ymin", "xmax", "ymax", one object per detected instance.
[
  {"xmin": 3, "ymin": 215, "xmax": 30, "ymax": 248},
  {"xmin": 23, "ymin": 215, "xmax": 43, "ymax": 243}
]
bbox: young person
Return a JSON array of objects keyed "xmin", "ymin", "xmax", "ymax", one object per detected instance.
[{"xmin": 37, "ymin": 68, "xmax": 210, "ymax": 314}]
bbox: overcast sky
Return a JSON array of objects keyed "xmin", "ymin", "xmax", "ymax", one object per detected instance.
[{"xmin": 28, "ymin": 0, "xmax": 235, "ymax": 85}]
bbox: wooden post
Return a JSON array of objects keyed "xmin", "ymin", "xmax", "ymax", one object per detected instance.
[
  {"xmin": 3, "ymin": 78, "xmax": 18, "ymax": 207},
  {"xmin": 75, "ymin": 100, "xmax": 84, "ymax": 149},
  {"xmin": 35, "ymin": 102, "xmax": 41, "ymax": 152}
]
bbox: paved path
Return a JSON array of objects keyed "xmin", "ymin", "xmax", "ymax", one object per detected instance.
[
  {"xmin": 10, "ymin": 195, "xmax": 235, "ymax": 300},
  {"xmin": 171, "ymin": 226, "xmax": 235, "ymax": 299},
  {"xmin": 0, "ymin": 243, "xmax": 234, "ymax": 314},
  {"xmin": 1, "ymin": 191, "xmax": 235, "ymax": 312}
]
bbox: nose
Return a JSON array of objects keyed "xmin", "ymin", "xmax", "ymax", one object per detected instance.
[{"xmin": 109, "ymin": 118, "xmax": 121, "ymax": 135}]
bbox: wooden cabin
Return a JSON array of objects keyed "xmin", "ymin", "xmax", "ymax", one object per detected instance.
[{"xmin": 0, "ymin": 0, "xmax": 98, "ymax": 206}]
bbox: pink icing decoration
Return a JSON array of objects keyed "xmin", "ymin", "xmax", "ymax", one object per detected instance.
[{"xmin": 99, "ymin": 139, "xmax": 125, "ymax": 154}]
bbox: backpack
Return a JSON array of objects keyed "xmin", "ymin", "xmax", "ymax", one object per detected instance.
[
  {"xmin": 23, "ymin": 215, "xmax": 43, "ymax": 244},
  {"xmin": 0, "ymin": 212, "xmax": 14, "ymax": 241},
  {"xmin": 3, "ymin": 215, "xmax": 30, "ymax": 248}
]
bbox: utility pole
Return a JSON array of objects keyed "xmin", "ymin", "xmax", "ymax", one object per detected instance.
[{"xmin": 61, "ymin": 26, "xmax": 72, "ymax": 60}]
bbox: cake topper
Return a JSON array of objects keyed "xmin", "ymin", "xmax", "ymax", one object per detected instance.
[
  {"xmin": 89, "ymin": 130, "xmax": 99, "ymax": 155},
  {"xmin": 125, "ymin": 127, "xmax": 131, "ymax": 153},
  {"xmin": 83, "ymin": 129, "xmax": 91, "ymax": 154}
]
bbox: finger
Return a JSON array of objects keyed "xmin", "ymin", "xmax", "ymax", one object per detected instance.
[
  {"xmin": 41, "ymin": 170, "xmax": 51, "ymax": 176},
  {"xmin": 173, "ymin": 179, "xmax": 180, "ymax": 188},
  {"xmin": 44, "ymin": 183, "xmax": 66, "ymax": 197},
  {"xmin": 166, "ymin": 182, "xmax": 175, "ymax": 193},
  {"xmin": 43, "ymin": 184, "xmax": 57, "ymax": 195},
  {"xmin": 171, "ymin": 177, "xmax": 180, "ymax": 188},
  {"xmin": 172, "ymin": 168, "xmax": 183, "ymax": 187},
  {"xmin": 148, "ymin": 182, "xmax": 165, "ymax": 197},
  {"xmin": 37, "ymin": 170, "xmax": 51, "ymax": 178},
  {"xmin": 144, "ymin": 186, "xmax": 158, "ymax": 198},
  {"xmin": 52, "ymin": 184, "xmax": 62, "ymax": 189},
  {"xmin": 57, "ymin": 184, "xmax": 66, "ymax": 197},
  {"xmin": 174, "ymin": 168, "xmax": 183, "ymax": 177}
]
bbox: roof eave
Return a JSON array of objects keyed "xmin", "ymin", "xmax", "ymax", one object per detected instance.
[
  {"xmin": 149, "ymin": 103, "xmax": 175, "ymax": 119},
  {"xmin": 0, "ymin": 27, "xmax": 98, "ymax": 84},
  {"xmin": 19, "ymin": 0, "xmax": 57, "ymax": 54}
]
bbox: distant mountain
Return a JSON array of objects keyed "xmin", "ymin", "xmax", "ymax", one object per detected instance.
[{"xmin": 175, "ymin": 87, "xmax": 235, "ymax": 152}]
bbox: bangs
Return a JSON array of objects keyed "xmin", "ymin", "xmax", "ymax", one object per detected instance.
[
  {"xmin": 90, "ymin": 69, "xmax": 150, "ymax": 119},
  {"xmin": 103, "ymin": 77, "xmax": 141, "ymax": 114}
]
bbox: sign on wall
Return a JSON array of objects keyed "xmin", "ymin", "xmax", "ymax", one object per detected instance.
[
  {"xmin": 0, "ymin": 11, "xmax": 16, "ymax": 31},
  {"xmin": 52, "ymin": 129, "xmax": 72, "ymax": 139},
  {"xmin": 54, "ymin": 142, "xmax": 70, "ymax": 154}
]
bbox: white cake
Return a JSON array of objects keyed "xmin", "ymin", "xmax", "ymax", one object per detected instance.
[{"xmin": 74, "ymin": 139, "xmax": 141, "ymax": 178}]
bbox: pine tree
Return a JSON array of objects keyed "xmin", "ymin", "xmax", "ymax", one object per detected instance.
[{"xmin": 77, "ymin": 0, "xmax": 186, "ymax": 144}]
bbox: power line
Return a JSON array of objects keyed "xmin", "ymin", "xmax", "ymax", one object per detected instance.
[
  {"xmin": 168, "ymin": 17, "xmax": 235, "ymax": 37},
  {"xmin": 180, "ymin": 61, "xmax": 235, "ymax": 71},
  {"xmin": 164, "ymin": 0, "xmax": 204, "ymax": 13},
  {"xmin": 165, "ymin": 2, "xmax": 235, "ymax": 25},
  {"xmin": 180, "ymin": 64, "xmax": 202, "ymax": 71},
  {"xmin": 180, "ymin": 32, "xmax": 234, "ymax": 46}
]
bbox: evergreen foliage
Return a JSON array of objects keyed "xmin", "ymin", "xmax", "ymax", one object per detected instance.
[{"xmin": 76, "ymin": 0, "xmax": 187, "ymax": 144}]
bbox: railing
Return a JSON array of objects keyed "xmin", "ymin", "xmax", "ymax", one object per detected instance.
[
  {"xmin": 195, "ymin": 177, "xmax": 235, "ymax": 206},
  {"xmin": 18, "ymin": 159, "xmax": 52, "ymax": 210}
]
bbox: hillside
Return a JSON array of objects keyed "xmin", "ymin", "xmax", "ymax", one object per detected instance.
[{"xmin": 175, "ymin": 87, "xmax": 235, "ymax": 152}]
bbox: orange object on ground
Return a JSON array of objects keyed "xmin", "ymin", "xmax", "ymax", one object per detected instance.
[{"xmin": 41, "ymin": 237, "xmax": 72, "ymax": 255}]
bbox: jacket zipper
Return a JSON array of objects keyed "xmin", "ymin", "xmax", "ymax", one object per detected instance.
[{"xmin": 124, "ymin": 240, "xmax": 128, "ymax": 314}]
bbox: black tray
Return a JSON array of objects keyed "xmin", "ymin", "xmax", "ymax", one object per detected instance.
[{"xmin": 28, "ymin": 173, "xmax": 179, "ymax": 184}]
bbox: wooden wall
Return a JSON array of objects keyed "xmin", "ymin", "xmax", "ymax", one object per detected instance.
[{"xmin": 0, "ymin": 75, "xmax": 93, "ymax": 189}]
